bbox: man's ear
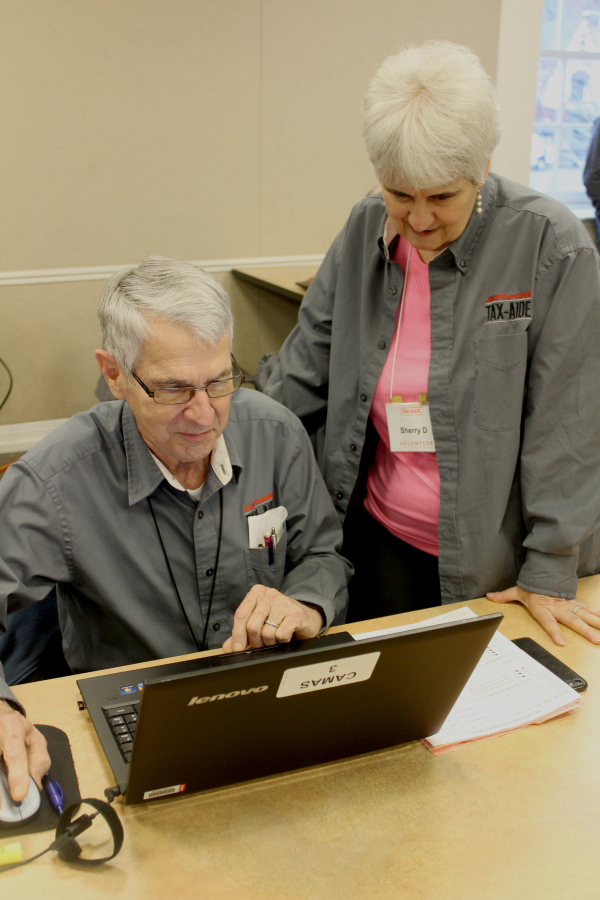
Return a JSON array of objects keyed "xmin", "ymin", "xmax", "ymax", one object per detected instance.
[{"xmin": 95, "ymin": 350, "xmax": 126, "ymax": 400}]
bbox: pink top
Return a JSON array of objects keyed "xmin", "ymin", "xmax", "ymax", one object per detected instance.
[{"xmin": 364, "ymin": 236, "xmax": 441, "ymax": 555}]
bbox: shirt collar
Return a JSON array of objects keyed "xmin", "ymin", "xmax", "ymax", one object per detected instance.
[
  {"xmin": 148, "ymin": 436, "xmax": 233, "ymax": 491},
  {"xmin": 377, "ymin": 175, "xmax": 496, "ymax": 273},
  {"xmin": 122, "ymin": 404, "xmax": 164, "ymax": 506},
  {"xmin": 122, "ymin": 403, "xmax": 239, "ymax": 506}
]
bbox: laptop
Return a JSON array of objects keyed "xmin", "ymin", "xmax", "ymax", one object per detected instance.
[{"xmin": 77, "ymin": 612, "xmax": 502, "ymax": 804}]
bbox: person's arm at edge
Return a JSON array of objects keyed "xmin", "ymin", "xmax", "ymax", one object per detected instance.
[
  {"xmin": 489, "ymin": 247, "xmax": 600, "ymax": 644},
  {"xmin": 0, "ymin": 667, "xmax": 50, "ymax": 803},
  {"xmin": 0, "ymin": 460, "xmax": 71, "ymax": 799},
  {"xmin": 583, "ymin": 118, "xmax": 600, "ymax": 214}
]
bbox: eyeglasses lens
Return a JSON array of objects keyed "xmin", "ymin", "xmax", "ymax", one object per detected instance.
[
  {"xmin": 206, "ymin": 374, "xmax": 243, "ymax": 398},
  {"xmin": 152, "ymin": 374, "xmax": 243, "ymax": 404}
]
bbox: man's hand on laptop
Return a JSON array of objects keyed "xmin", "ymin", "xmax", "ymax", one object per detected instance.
[
  {"xmin": 0, "ymin": 699, "xmax": 50, "ymax": 803},
  {"xmin": 222, "ymin": 586, "xmax": 324, "ymax": 653}
]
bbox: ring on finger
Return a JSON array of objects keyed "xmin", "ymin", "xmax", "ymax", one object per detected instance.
[
  {"xmin": 573, "ymin": 605, "xmax": 583, "ymax": 615},
  {"xmin": 265, "ymin": 619, "xmax": 280, "ymax": 629}
]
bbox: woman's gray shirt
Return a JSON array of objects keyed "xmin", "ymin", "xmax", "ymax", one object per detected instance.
[{"xmin": 264, "ymin": 173, "xmax": 600, "ymax": 603}]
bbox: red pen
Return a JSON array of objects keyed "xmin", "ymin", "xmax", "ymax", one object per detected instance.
[{"xmin": 264, "ymin": 533, "xmax": 274, "ymax": 566}]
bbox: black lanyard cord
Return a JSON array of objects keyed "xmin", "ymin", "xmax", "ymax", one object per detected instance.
[
  {"xmin": 148, "ymin": 491, "xmax": 224, "ymax": 652},
  {"xmin": 147, "ymin": 495, "xmax": 200, "ymax": 651},
  {"xmin": 200, "ymin": 489, "xmax": 224, "ymax": 651}
]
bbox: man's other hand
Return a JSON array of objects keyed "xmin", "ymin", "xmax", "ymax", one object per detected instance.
[{"xmin": 0, "ymin": 699, "xmax": 50, "ymax": 804}]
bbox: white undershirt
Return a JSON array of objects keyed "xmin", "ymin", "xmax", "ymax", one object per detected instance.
[{"xmin": 149, "ymin": 434, "xmax": 232, "ymax": 502}]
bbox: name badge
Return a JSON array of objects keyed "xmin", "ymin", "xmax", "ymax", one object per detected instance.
[{"xmin": 385, "ymin": 394, "xmax": 436, "ymax": 453}]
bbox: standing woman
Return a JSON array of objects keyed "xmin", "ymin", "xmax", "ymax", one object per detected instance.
[{"xmin": 264, "ymin": 41, "xmax": 600, "ymax": 645}]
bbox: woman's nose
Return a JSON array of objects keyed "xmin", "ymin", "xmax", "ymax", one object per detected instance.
[{"xmin": 408, "ymin": 203, "xmax": 435, "ymax": 232}]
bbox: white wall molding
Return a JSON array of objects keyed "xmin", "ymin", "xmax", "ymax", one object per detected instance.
[
  {"xmin": 0, "ymin": 418, "xmax": 68, "ymax": 453},
  {"xmin": 0, "ymin": 255, "xmax": 325, "ymax": 288}
]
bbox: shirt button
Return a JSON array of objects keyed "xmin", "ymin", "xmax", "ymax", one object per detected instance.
[
  {"xmin": 212, "ymin": 622, "xmax": 221, "ymax": 632},
  {"xmin": 206, "ymin": 568, "xmax": 214, "ymax": 577},
  {"xmin": 360, "ymin": 393, "xmax": 367, "ymax": 402},
  {"xmin": 350, "ymin": 443, "xmax": 357, "ymax": 452},
  {"xmin": 459, "ymin": 259, "xmax": 467, "ymax": 268},
  {"xmin": 197, "ymin": 510, "xmax": 203, "ymax": 520},
  {"xmin": 388, "ymin": 286, "xmax": 397, "ymax": 295},
  {"xmin": 378, "ymin": 341, "xmax": 386, "ymax": 350},
  {"xmin": 336, "ymin": 492, "xmax": 343, "ymax": 500}
]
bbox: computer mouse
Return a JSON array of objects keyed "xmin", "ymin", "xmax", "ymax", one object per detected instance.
[{"xmin": 0, "ymin": 759, "xmax": 41, "ymax": 826}]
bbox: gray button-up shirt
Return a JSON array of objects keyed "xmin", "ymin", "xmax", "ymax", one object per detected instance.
[
  {"xmin": 265, "ymin": 172, "xmax": 600, "ymax": 603},
  {"xmin": 0, "ymin": 390, "xmax": 351, "ymax": 706}
]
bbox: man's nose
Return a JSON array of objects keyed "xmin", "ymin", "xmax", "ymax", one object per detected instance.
[{"xmin": 182, "ymin": 389, "xmax": 214, "ymax": 422}]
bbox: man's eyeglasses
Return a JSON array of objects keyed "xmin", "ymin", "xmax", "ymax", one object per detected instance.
[{"xmin": 130, "ymin": 357, "xmax": 245, "ymax": 405}]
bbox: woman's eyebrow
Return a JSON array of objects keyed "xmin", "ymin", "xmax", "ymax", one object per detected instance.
[
  {"xmin": 385, "ymin": 186, "xmax": 412, "ymax": 197},
  {"xmin": 384, "ymin": 186, "xmax": 460, "ymax": 198}
]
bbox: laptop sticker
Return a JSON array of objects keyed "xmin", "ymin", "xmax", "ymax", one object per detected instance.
[
  {"xmin": 143, "ymin": 784, "xmax": 186, "ymax": 801},
  {"xmin": 276, "ymin": 652, "xmax": 380, "ymax": 698}
]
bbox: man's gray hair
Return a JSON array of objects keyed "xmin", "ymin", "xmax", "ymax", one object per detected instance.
[
  {"xmin": 98, "ymin": 256, "xmax": 234, "ymax": 373},
  {"xmin": 361, "ymin": 41, "xmax": 501, "ymax": 189}
]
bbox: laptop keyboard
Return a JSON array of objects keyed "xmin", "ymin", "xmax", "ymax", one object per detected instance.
[{"xmin": 102, "ymin": 703, "xmax": 139, "ymax": 763}]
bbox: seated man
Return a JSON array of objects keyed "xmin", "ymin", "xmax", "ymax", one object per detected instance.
[{"xmin": 0, "ymin": 256, "xmax": 351, "ymax": 804}]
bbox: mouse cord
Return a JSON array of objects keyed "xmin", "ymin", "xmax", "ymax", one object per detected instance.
[{"xmin": 0, "ymin": 844, "xmax": 53, "ymax": 872}]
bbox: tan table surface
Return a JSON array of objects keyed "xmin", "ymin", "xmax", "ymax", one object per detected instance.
[
  {"xmin": 5, "ymin": 577, "xmax": 600, "ymax": 899},
  {"xmin": 232, "ymin": 266, "xmax": 318, "ymax": 302}
]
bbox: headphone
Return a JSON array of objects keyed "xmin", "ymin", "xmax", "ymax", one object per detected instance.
[
  {"xmin": 50, "ymin": 795, "xmax": 124, "ymax": 865},
  {"xmin": 0, "ymin": 788, "xmax": 124, "ymax": 873}
]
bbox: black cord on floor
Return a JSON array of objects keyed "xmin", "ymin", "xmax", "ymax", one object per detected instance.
[{"xmin": 0, "ymin": 357, "xmax": 13, "ymax": 413}]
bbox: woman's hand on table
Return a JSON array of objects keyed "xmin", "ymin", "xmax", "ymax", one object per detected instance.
[{"xmin": 487, "ymin": 586, "xmax": 600, "ymax": 646}]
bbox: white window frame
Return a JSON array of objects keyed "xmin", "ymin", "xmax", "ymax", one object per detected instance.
[{"xmin": 494, "ymin": 0, "xmax": 595, "ymax": 216}]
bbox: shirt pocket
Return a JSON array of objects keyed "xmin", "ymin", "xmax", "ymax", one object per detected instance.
[
  {"xmin": 473, "ymin": 333, "xmax": 527, "ymax": 432},
  {"xmin": 243, "ymin": 529, "xmax": 287, "ymax": 591}
]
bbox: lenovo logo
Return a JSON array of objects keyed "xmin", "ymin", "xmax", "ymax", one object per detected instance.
[{"xmin": 188, "ymin": 685, "xmax": 269, "ymax": 705}]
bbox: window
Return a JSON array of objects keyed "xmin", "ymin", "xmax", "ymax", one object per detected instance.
[{"xmin": 530, "ymin": 0, "xmax": 600, "ymax": 207}]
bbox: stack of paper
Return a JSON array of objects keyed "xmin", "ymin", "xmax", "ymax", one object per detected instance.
[{"xmin": 354, "ymin": 607, "xmax": 581, "ymax": 755}]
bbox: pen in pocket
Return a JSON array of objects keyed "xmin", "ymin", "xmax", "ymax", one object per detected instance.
[{"xmin": 264, "ymin": 531, "xmax": 276, "ymax": 566}]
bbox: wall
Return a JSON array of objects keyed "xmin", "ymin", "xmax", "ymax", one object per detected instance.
[
  {"xmin": 0, "ymin": 0, "xmax": 502, "ymax": 425},
  {"xmin": 492, "ymin": 0, "xmax": 544, "ymax": 184}
]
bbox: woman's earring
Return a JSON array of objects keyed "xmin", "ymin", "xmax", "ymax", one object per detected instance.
[{"xmin": 476, "ymin": 187, "xmax": 483, "ymax": 214}]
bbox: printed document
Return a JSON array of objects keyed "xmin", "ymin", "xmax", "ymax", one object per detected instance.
[{"xmin": 355, "ymin": 607, "xmax": 581, "ymax": 754}]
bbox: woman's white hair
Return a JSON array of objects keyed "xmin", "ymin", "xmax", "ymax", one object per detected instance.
[
  {"xmin": 98, "ymin": 256, "xmax": 234, "ymax": 374},
  {"xmin": 362, "ymin": 41, "xmax": 501, "ymax": 189}
]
